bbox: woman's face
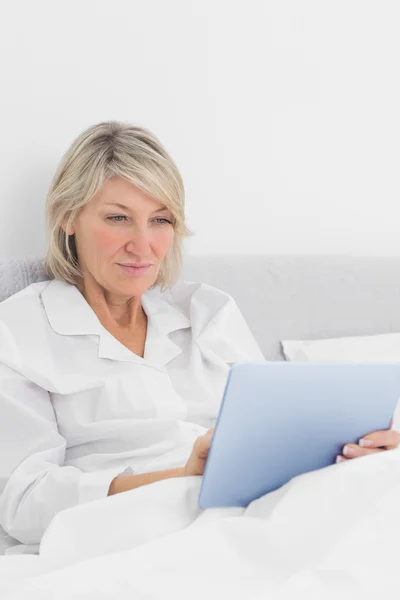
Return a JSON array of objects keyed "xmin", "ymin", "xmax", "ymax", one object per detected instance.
[{"xmin": 67, "ymin": 175, "xmax": 175, "ymax": 297}]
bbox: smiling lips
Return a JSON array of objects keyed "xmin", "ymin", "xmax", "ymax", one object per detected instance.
[{"xmin": 118, "ymin": 263, "xmax": 152, "ymax": 276}]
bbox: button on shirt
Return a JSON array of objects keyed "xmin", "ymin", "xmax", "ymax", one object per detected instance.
[{"xmin": 0, "ymin": 278, "xmax": 264, "ymax": 547}]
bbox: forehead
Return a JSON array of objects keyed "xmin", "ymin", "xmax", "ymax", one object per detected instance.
[{"xmin": 92, "ymin": 176, "xmax": 167, "ymax": 212}]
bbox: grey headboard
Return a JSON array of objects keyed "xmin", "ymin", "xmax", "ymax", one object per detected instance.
[
  {"xmin": 2, "ymin": 255, "xmax": 400, "ymax": 361},
  {"xmin": 0, "ymin": 258, "xmax": 48, "ymax": 303}
]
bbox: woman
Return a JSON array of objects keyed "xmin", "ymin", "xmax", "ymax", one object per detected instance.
[
  {"xmin": 0, "ymin": 122, "xmax": 397, "ymax": 552},
  {"xmin": 0, "ymin": 121, "xmax": 264, "ymax": 552}
]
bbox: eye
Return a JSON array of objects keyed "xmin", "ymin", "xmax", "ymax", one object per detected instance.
[
  {"xmin": 107, "ymin": 215, "xmax": 128, "ymax": 222},
  {"xmin": 153, "ymin": 218, "xmax": 173, "ymax": 225}
]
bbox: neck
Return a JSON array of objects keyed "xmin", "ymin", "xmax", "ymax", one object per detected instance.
[{"xmin": 77, "ymin": 274, "xmax": 145, "ymax": 330}]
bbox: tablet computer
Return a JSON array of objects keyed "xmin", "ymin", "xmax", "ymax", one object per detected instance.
[{"xmin": 198, "ymin": 361, "xmax": 400, "ymax": 509}]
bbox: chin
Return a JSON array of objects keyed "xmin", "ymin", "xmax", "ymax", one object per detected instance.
[{"xmin": 115, "ymin": 277, "xmax": 157, "ymax": 297}]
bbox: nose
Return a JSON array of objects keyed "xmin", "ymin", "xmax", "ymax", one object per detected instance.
[{"xmin": 124, "ymin": 228, "xmax": 152, "ymax": 255}]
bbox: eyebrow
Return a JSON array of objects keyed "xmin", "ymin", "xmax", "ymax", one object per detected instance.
[{"xmin": 103, "ymin": 202, "xmax": 170, "ymax": 214}]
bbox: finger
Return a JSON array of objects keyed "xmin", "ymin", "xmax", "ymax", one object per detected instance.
[
  {"xmin": 358, "ymin": 429, "xmax": 400, "ymax": 450},
  {"xmin": 343, "ymin": 444, "xmax": 384, "ymax": 459},
  {"xmin": 335, "ymin": 455, "xmax": 348, "ymax": 463},
  {"xmin": 196, "ymin": 433, "xmax": 213, "ymax": 457}
]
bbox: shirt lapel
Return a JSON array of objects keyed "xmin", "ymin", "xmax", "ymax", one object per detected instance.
[
  {"xmin": 141, "ymin": 289, "xmax": 190, "ymax": 368},
  {"xmin": 41, "ymin": 279, "xmax": 191, "ymax": 369}
]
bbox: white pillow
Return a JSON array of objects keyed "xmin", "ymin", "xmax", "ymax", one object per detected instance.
[{"xmin": 281, "ymin": 332, "xmax": 400, "ymax": 363}]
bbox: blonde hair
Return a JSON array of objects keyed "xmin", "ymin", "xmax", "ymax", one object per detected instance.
[{"xmin": 44, "ymin": 121, "xmax": 193, "ymax": 291}]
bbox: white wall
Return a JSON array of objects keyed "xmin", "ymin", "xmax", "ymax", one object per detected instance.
[{"xmin": 0, "ymin": 0, "xmax": 399, "ymax": 259}]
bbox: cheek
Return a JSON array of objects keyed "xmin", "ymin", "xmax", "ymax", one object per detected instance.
[
  {"xmin": 153, "ymin": 228, "xmax": 174, "ymax": 254},
  {"xmin": 92, "ymin": 226, "xmax": 122, "ymax": 255}
]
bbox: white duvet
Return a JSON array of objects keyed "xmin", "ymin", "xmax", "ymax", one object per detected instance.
[{"xmin": 1, "ymin": 450, "xmax": 400, "ymax": 599}]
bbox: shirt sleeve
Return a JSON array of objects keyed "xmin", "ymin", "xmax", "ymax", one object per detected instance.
[
  {"xmin": 0, "ymin": 362, "xmax": 126, "ymax": 545},
  {"xmin": 195, "ymin": 289, "xmax": 266, "ymax": 366}
]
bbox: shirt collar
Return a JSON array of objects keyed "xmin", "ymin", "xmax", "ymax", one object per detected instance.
[{"xmin": 41, "ymin": 279, "xmax": 190, "ymax": 369}]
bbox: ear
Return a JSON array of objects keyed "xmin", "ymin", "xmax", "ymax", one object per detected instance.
[{"xmin": 61, "ymin": 218, "xmax": 75, "ymax": 236}]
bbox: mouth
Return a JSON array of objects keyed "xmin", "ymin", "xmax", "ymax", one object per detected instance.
[{"xmin": 118, "ymin": 263, "xmax": 153, "ymax": 276}]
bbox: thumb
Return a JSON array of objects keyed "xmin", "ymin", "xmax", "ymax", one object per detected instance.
[{"xmin": 197, "ymin": 431, "xmax": 213, "ymax": 457}]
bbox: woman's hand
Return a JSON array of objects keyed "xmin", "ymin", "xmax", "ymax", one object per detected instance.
[
  {"xmin": 336, "ymin": 420, "xmax": 400, "ymax": 463},
  {"xmin": 184, "ymin": 428, "xmax": 214, "ymax": 476}
]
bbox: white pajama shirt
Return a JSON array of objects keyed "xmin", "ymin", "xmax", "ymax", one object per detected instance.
[{"xmin": 0, "ymin": 277, "xmax": 264, "ymax": 550}]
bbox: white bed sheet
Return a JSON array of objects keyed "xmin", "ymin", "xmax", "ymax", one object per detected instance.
[{"xmin": 1, "ymin": 449, "xmax": 400, "ymax": 599}]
